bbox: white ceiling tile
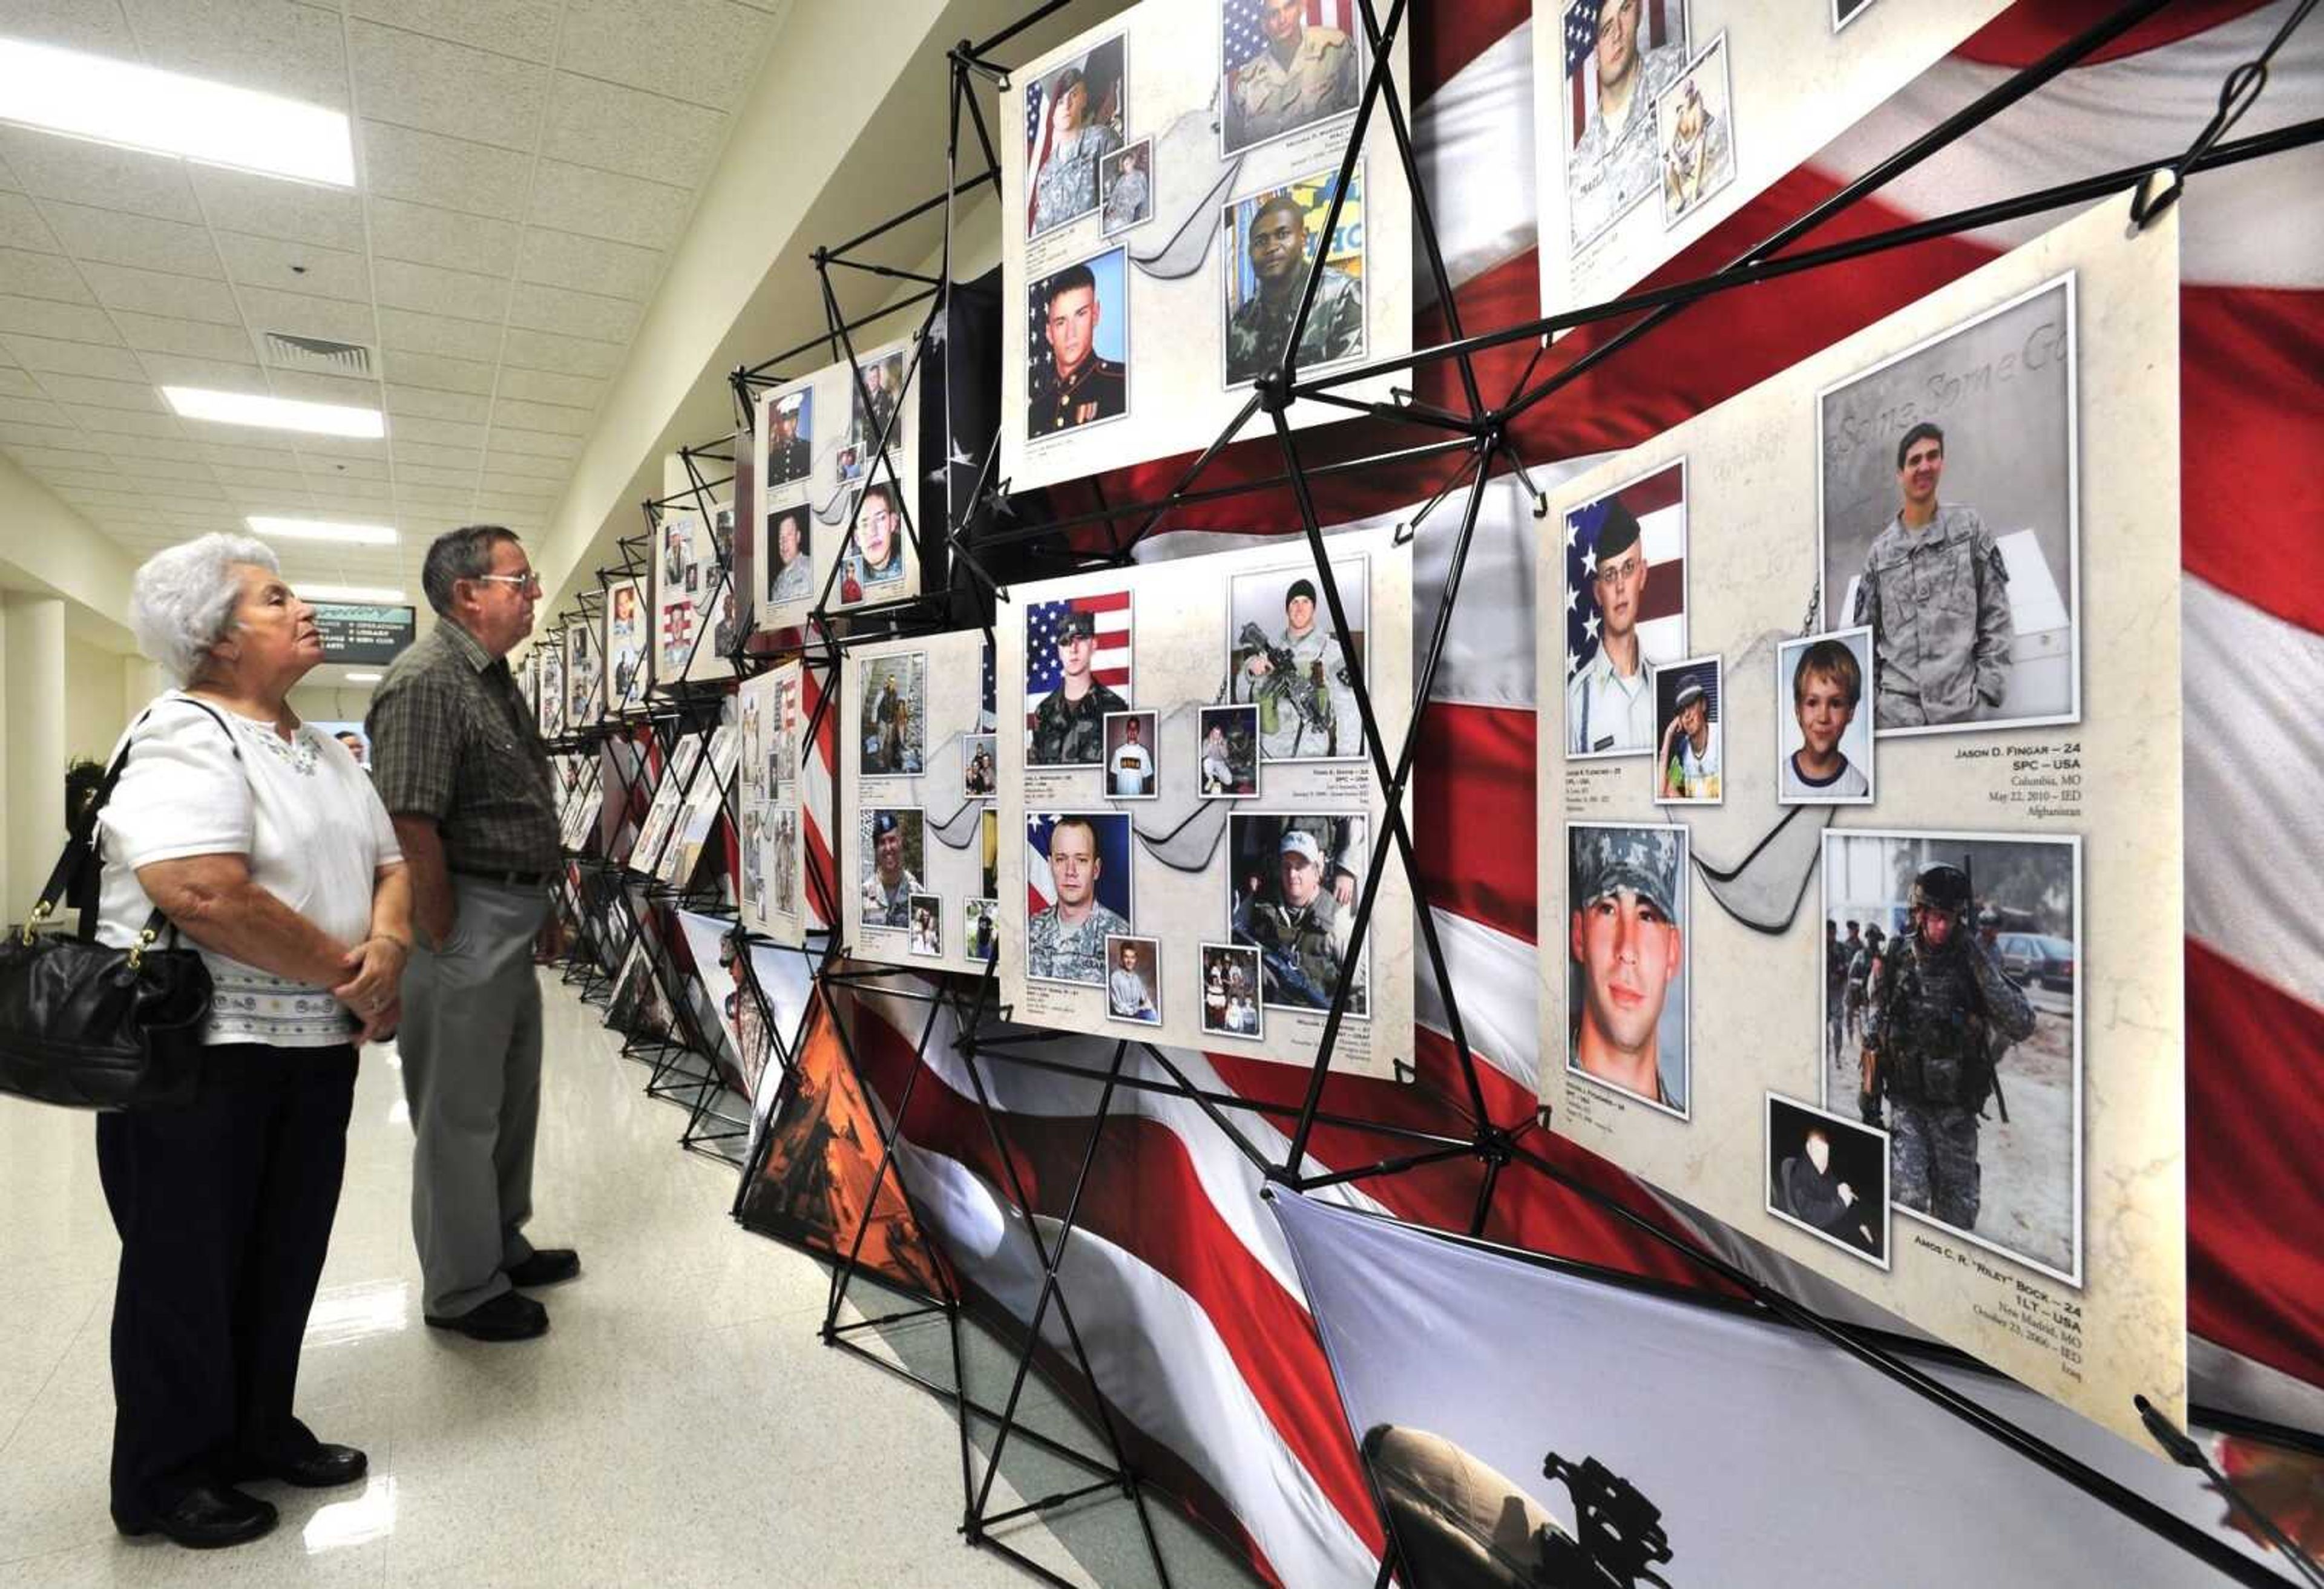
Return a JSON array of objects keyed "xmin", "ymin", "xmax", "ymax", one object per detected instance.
[
  {"xmin": 387, "ymin": 414, "xmax": 485, "ymax": 448},
  {"xmin": 378, "ymin": 306, "xmax": 502, "ymax": 361},
  {"xmin": 556, "ymin": 0, "xmax": 773, "ymax": 110},
  {"xmin": 0, "ymin": 192, "xmax": 63, "ymax": 253},
  {"xmin": 479, "ymin": 449, "xmax": 569, "ymax": 480},
  {"xmin": 357, "ymin": 122, "xmax": 531, "ymax": 217},
  {"xmin": 293, "ymin": 433, "xmax": 386, "ymax": 460},
  {"xmin": 111, "ymin": 311, "xmax": 256, "ymax": 362},
  {"xmin": 523, "ymin": 161, "xmax": 690, "ymax": 250},
  {"xmin": 371, "ymin": 257, "xmax": 510, "ymax": 324},
  {"xmin": 0, "ymin": 131, "xmax": 205, "ymax": 224},
  {"xmin": 394, "ymin": 462, "xmax": 478, "ymax": 489},
  {"xmin": 389, "ymin": 439, "xmax": 483, "ymax": 471},
  {"xmin": 211, "ymin": 464, "xmax": 310, "ymax": 490},
  {"xmin": 264, "ymin": 370, "xmax": 385, "ymax": 410},
  {"xmin": 378, "ymin": 347, "xmax": 497, "ymax": 395},
  {"xmin": 38, "ymin": 201, "xmax": 222, "ymax": 277},
  {"xmin": 122, "ymin": 0, "xmax": 352, "ymax": 110},
  {"xmin": 45, "ymin": 478, "xmax": 158, "ymax": 502},
  {"xmin": 0, "ymin": 246, "xmax": 91, "ymax": 303},
  {"xmin": 64, "ymin": 405, "xmax": 185, "ymax": 437},
  {"xmin": 479, "ymin": 471, "xmax": 557, "ymax": 497},
  {"xmin": 215, "ymin": 232, "xmax": 372, "ymax": 304},
  {"xmin": 0, "ymin": 394, "xmax": 74, "ymax": 427},
  {"xmin": 348, "ymin": 22, "xmax": 547, "ymax": 151},
  {"xmin": 384, "ymin": 384, "xmax": 491, "ymax": 423},
  {"xmin": 367, "ymin": 197, "xmax": 521, "ymax": 277},
  {"xmin": 108, "ymin": 455, "xmax": 223, "ymax": 482},
  {"xmin": 517, "ymin": 228, "xmax": 659, "ymax": 300},
  {"xmin": 494, "ymin": 327, "xmax": 622, "ymax": 379},
  {"xmin": 489, "ymin": 395, "xmax": 589, "ymax": 437},
  {"xmin": 79, "ymin": 261, "xmax": 244, "ymax": 325},
  {"xmin": 0, "ymin": 370, "xmax": 43, "ymax": 399},
  {"xmin": 137, "ymin": 351, "xmax": 268, "ymax": 391},
  {"xmin": 506, "ymin": 282, "xmax": 635, "ymax": 343},
  {"xmin": 486, "ymin": 425, "xmax": 579, "ymax": 460},
  {"xmin": 2, "ymin": 329, "xmax": 138, "ymax": 372},
  {"xmin": 235, "ymin": 287, "xmax": 376, "ymax": 349},
  {"xmin": 473, "ymin": 496, "xmax": 549, "ymax": 522},
  {"xmin": 36, "ymin": 371, "xmax": 166, "ymax": 410},
  {"xmin": 0, "ymin": 419, "xmax": 97, "ymax": 450},
  {"xmin": 301, "ymin": 450, "xmax": 390, "ymax": 478},
  {"xmin": 189, "ymin": 167, "xmax": 367, "ymax": 253},
  {"xmin": 108, "ymin": 434, "xmax": 208, "ymax": 462},
  {"xmin": 345, "ymin": 0, "xmax": 562, "ymax": 62},
  {"xmin": 2, "ymin": 0, "xmax": 143, "ymax": 55},
  {"xmin": 491, "ymin": 365, "xmax": 600, "ymax": 408},
  {"xmin": 5, "ymin": 442, "xmax": 112, "ymax": 470},
  {"xmin": 393, "ymin": 481, "xmax": 478, "ymax": 507},
  {"xmin": 197, "ymin": 441, "xmax": 298, "ymax": 467},
  {"xmin": 541, "ymin": 75, "xmax": 725, "ymax": 186}
]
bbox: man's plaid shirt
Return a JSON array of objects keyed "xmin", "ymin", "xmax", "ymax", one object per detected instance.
[{"xmin": 367, "ymin": 618, "xmax": 560, "ymax": 874}]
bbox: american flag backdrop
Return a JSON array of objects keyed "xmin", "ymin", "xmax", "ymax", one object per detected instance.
[
  {"xmin": 1224, "ymin": 0, "xmax": 1356, "ymax": 76},
  {"xmin": 979, "ymin": 635, "xmax": 999, "ymax": 733},
  {"xmin": 1564, "ymin": 459, "xmax": 1686, "ymax": 683},
  {"xmin": 1562, "ymin": 0, "xmax": 1683, "ymax": 147},
  {"xmin": 1020, "ymin": 591, "xmax": 1133, "ymax": 742},
  {"xmin": 1023, "ymin": 74, "xmax": 1049, "ymax": 232}
]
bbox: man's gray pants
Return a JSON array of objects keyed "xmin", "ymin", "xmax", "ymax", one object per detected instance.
[{"xmin": 399, "ymin": 877, "xmax": 551, "ymax": 1318}]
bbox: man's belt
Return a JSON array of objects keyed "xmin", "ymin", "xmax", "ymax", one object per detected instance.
[{"xmin": 450, "ymin": 865, "xmax": 553, "ymax": 888}]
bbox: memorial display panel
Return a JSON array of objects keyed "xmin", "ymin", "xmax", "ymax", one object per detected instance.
[
  {"xmin": 1534, "ymin": 200, "xmax": 2183, "ymax": 1443},
  {"xmin": 650, "ymin": 506, "xmax": 738, "ymax": 687},
  {"xmin": 604, "ymin": 574, "xmax": 651, "ymax": 716},
  {"xmin": 738, "ymin": 660, "xmax": 810, "ymax": 948}
]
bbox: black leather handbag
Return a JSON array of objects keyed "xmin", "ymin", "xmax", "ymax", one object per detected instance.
[{"xmin": 0, "ymin": 703, "xmax": 232, "ymax": 1110}]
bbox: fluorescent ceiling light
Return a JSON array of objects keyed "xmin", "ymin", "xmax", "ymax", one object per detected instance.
[
  {"xmin": 0, "ymin": 38, "xmax": 354, "ymax": 187},
  {"xmin": 248, "ymin": 515, "xmax": 397, "ymax": 546},
  {"xmin": 300, "ymin": 585, "xmax": 406, "ymax": 604},
  {"xmin": 344, "ymin": 672, "xmax": 382, "ymax": 683},
  {"xmin": 163, "ymin": 387, "xmax": 382, "ymax": 439}
]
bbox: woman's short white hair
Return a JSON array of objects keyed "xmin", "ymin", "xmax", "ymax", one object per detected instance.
[{"xmin": 130, "ymin": 533, "xmax": 280, "ymax": 686}]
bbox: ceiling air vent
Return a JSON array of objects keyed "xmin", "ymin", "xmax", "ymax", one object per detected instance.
[{"xmin": 263, "ymin": 332, "xmax": 372, "ymax": 377}]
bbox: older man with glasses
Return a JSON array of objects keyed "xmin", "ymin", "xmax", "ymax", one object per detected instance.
[{"xmin": 367, "ymin": 526, "xmax": 577, "ymax": 1343}]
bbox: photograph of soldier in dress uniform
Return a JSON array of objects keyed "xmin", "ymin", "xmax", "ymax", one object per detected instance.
[
  {"xmin": 1025, "ymin": 39, "xmax": 1127, "ymax": 240},
  {"xmin": 1229, "ymin": 557, "xmax": 1364, "ymax": 762},
  {"xmin": 1565, "ymin": 822, "xmax": 1689, "ymax": 1118},
  {"xmin": 1223, "ymin": 165, "xmax": 1367, "ymax": 388},
  {"xmin": 1560, "ymin": 0, "xmax": 1691, "ymax": 252},
  {"xmin": 1653, "ymin": 33, "xmax": 1735, "ymax": 229},
  {"xmin": 1025, "ymin": 811, "xmax": 1135, "ymax": 986},
  {"xmin": 908, "ymin": 894, "xmax": 944, "ymax": 958},
  {"xmin": 1766, "ymin": 1093, "xmax": 1890, "ymax": 1268},
  {"xmin": 859, "ymin": 652, "xmax": 926, "ymax": 777},
  {"xmin": 1818, "ymin": 275, "xmax": 2079, "ymax": 735},
  {"xmin": 836, "ymin": 483, "xmax": 908, "ymax": 606},
  {"xmin": 767, "ymin": 389, "xmax": 812, "ymax": 487},
  {"xmin": 764, "ymin": 506, "xmax": 813, "ymax": 608},
  {"xmin": 1564, "ymin": 459, "xmax": 1686, "ymax": 759},
  {"xmin": 1100, "ymin": 140, "xmax": 1153, "ymax": 236},
  {"xmin": 963, "ymin": 898, "xmax": 1000, "ymax": 965},
  {"xmin": 1650, "ymin": 655, "xmax": 1721, "ymax": 805},
  {"xmin": 858, "ymin": 809, "xmax": 925, "ymax": 935},
  {"xmin": 1105, "ymin": 935, "xmax": 1163, "ymax": 1026},
  {"xmin": 844, "ymin": 348, "xmax": 907, "ymax": 481},
  {"xmin": 1198, "ymin": 705, "xmax": 1259, "ymax": 796},
  {"xmin": 1220, "ymin": 0, "xmax": 1362, "ymax": 157},
  {"xmin": 963, "ymin": 733, "xmax": 997, "ymax": 798},
  {"xmin": 1200, "ymin": 943, "xmax": 1264, "ymax": 1039},
  {"xmin": 1025, "ymin": 593, "xmax": 1133, "ymax": 768},
  {"xmin": 1821, "ymin": 830, "xmax": 2079, "ymax": 1284},
  {"xmin": 1102, "ymin": 710, "xmax": 1158, "ymax": 799},
  {"xmin": 1777, "ymin": 628, "xmax": 1876, "ymax": 804},
  {"xmin": 1026, "ymin": 250, "xmax": 1130, "ymax": 439},
  {"xmin": 1230, "ymin": 813, "xmax": 1367, "ymax": 1016}
]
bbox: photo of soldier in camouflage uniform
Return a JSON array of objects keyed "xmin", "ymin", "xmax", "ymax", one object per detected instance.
[
  {"xmin": 1220, "ymin": 0, "xmax": 1361, "ymax": 156},
  {"xmin": 859, "ymin": 810, "xmax": 925, "ymax": 935},
  {"xmin": 1229, "ymin": 559, "xmax": 1365, "ymax": 762},
  {"xmin": 1223, "ymin": 170, "xmax": 1367, "ymax": 388},
  {"xmin": 1026, "ymin": 812, "xmax": 1134, "ymax": 986},
  {"xmin": 1229, "ymin": 813, "xmax": 1367, "ymax": 1016}
]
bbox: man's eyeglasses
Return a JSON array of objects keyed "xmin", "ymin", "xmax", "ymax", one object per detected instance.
[{"xmin": 474, "ymin": 572, "xmax": 543, "ymax": 593}]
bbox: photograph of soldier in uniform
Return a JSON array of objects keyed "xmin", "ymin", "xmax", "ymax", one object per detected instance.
[
  {"xmin": 1220, "ymin": 0, "xmax": 1361, "ymax": 157},
  {"xmin": 908, "ymin": 894, "xmax": 943, "ymax": 958},
  {"xmin": 1103, "ymin": 710, "xmax": 1158, "ymax": 799},
  {"xmin": 1651, "ymin": 657, "xmax": 1721, "ymax": 805},
  {"xmin": 1766, "ymin": 1094, "xmax": 1889, "ymax": 1268},
  {"xmin": 768, "ymin": 803, "xmax": 799, "ymax": 920},
  {"xmin": 1105, "ymin": 935, "xmax": 1162, "ymax": 1026},
  {"xmin": 1027, "ymin": 251, "xmax": 1130, "ymax": 438},
  {"xmin": 768, "ymin": 388, "xmax": 812, "ymax": 487},
  {"xmin": 1100, "ymin": 140, "xmax": 1153, "ymax": 236},
  {"xmin": 765, "ymin": 506, "xmax": 813, "ymax": 608},
  {"xmin": 837, "ymin": 483, "xmax": 908, "ymax": 606},
  {"xmin": 1565, "ymin": 822, "xmax": 1689, "ymax": 1118},
  {"xmin": 1198, "ymin": 705, "xmax": 1259, "ymax": 796},
  {"xmin": 1230, "ymin": 813, "xmax": 1367, "ymax": 1016},
  {"xmin": 1819, "ymin": 276, "xmax": 2079, "ymax": 735},
  {"xmin": 1223, "ymin": 166, "xmax": 1367, "ymax": 389},
  {"xmin": 1564, "ymin": 460, "xmax": 1686, "ymax": 758},
  {"xmin": 1200, "ymin": 943, "xmax": 1263, "ymax": 1039},
  {"xmin": 859, "ymin": 652, "xmax": 925, "ymax": 777},
  {"xmin": 1653, "ymin": 34, "xmax": 1735, "ymax": 229},
  {"xmin": 1229, "ymin": 558, "xmax": 1364, "ymax": 762},
  {"xmin": 1560, "ymin": 0, "xmax": 1691, "ymax": 252},
  {"xmin": 1026, "ymin": 41, "xmax": 1126, "ymax": 239},
  {"xmin": 1777, "ymin": 628, "xmax": 1876, "ymax": 804},
  {"xmin": 607, "ymin": 577, "xmax": 646, "ymax": 712},
  {"xmin": 859, "ymin": 809, "xmax": 925, "ymax": 935},
  {"xmin": 1822, "ymin": 830, "xmax": 2078, "ymax": 1283},
  {"xmin": 963, "ymin": 733, "xmax": 997, "ymax": 798},
  {"xmin": 1025, "ymin": 812, "xmax": 1134, "ymax": 986},
  {"xmin": 1025, "ymin": 595, "xmax": 1132, "ymax": 768},
  {"xmin": 844, "ymin": 348, "xmax": 907, "ymax": 480}
]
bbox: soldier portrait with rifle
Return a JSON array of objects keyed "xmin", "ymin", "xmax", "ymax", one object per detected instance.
[
  {"xmin": 1230, "ymin": 571, "xmax": 1363, "ymax": 762},
  {"xmin": 1230, "ymin": 815, "xmax": 1366, "ymax": 1015},
  {"xmin": 1858, "ymin": 859, "xmax": 2035, "ymax": 1233}
]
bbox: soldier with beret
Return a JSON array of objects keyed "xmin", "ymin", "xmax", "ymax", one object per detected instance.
[
  {"xmin": 1030, "ymin": 264, "xmax": 1126, "ymax": 436},
  {"xmin": 1224, "ymin": 0, "xmax": 1360, "ymax": 152},
  {"xmin": 1027, "ymin": 815, "xmax": 1129, "ymax": 985},
  {"xmin": 1029, "ymin": 609, "xmax": 1128, "ymax": 766},
  {"xmin": 860, "ymin": 810, "xmax": 921, "ymax": 929},
  {"xmin": 1567, "ymin": 824, "xmax": 1686, "ymax": 1110},
  {"xmin": 1224, "ymin": 192, "xmax": 1365, "ymax": 387},
  {"xmin": 1234, "ymin": 824, "xmax": 1363, "ymax": 1014},
  {"xmin": 1566, "ymin": 502, "xmax": 1656, "ymax": 756}
]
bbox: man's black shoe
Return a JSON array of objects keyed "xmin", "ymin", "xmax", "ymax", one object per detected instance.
[
  {"xmin": 235, "ymin": 1443, "xmax": 368, "ymax": 1489},
  {"xmin": 114, "ymin": 1484, "xmax": 277, "ymax": 1549},
  {"xmin": 424, "ymin": 1290, "xmax": 548, "ymax": 1341},
  {"xmin": 505, "ymin": 1248, "xmax": 580, "ymax": 1288}
]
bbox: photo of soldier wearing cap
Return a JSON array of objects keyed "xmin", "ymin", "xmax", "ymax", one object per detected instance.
[
  {"xmin": 1564, "ymin": 462, "xmax": 1686, "ymax": 759},
  {"xmin": 859, "ymin": 809, "xmax": 924, "ymax": 933},
  {"xmin": 1028, "ymin": 606, "xmax": 1130, "ymax": 768},
  {"xmin": 1230, "ymin": 813, "xmax": 1367, "ymax": 1016},
  {"xmin": 1229, "ymin": 560, "xmax": 1365, "ymax": 762},
  {"xmin": 1651, "ymin": 657, "xmax": 1721, "ymax": 805},
  {"xmin": 1765, "ymin": 1095, "xmax": 1889, "ymax": 1268},
  {"xmin": 1026, "ymin": 812, "xmax": 1134, "ymax": 986},
  {"xmin": 1566, "ymin": 822, "xmax": 1689, "ymax": 1116}
]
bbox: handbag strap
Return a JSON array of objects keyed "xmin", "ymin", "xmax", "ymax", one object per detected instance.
[{"xmin": 22, "ymin": 696, "xmax": 241, "ymax": 946}]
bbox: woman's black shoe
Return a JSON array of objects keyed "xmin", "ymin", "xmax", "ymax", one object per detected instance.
[{"xmin": 114, "ymin": 1484, "xmax": 278, "ymax": 1548}]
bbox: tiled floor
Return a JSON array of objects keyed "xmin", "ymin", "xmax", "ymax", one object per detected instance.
[{"xmin": 0, "ymin": 971, "xmax": 1233, "ymax": 1588}]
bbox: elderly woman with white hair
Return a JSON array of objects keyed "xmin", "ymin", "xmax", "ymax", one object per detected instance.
[{"xmin": 93, "ymin": 533, "xmax": 409, "ymax": 1550}]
